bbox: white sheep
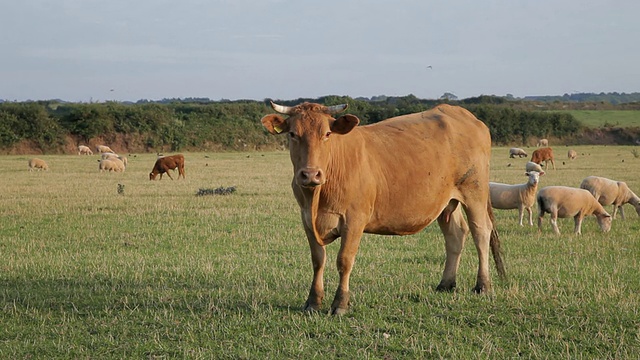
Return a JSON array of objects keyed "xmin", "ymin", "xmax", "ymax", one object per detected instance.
[
  {"xmin": 536, "ymin": 138, "xmax": 549, "ymax": 147},
  {"xmin": 96, "ymin": 145, "xmax": 114, "ymax": 154},
  {"xmin": 537, "ymin": 186, "xmax": 612, "ymax": 235},
  {"xmin": 509, "ymin": 148, "xmax": 528, "ymax": 158},
  {"xmin": 78, "ymin": 145, "xmax": 93, "ymax": 155},
  {"xmin": 98, "ymin": 158, "xmax": 125, "ymax": 172},
  {"xmin": 101, "ymin": 152, "xmax": 128, "ymax": 167},
  {"xmin": 525, "ymin": 161, "xmax": 544, "ymax": 173},
  {"xmin": 490, "ymin": 171, "xmax": 544, "ymax": 226},
  {"xmin": 28, "ymin": 158, "xmax": 49, "ymax": 171},
  {"xmin": 567, "ymin": 149, "xmax": 577, "ymax": 160},
  {"xmin": 579, "ymin": 176, "xmax": 640, "ymax": 219}
]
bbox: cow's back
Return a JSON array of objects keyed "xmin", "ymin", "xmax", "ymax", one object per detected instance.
[{"xmin": 336, "ymin": 104, "xmax": 491, "ymax": 234}]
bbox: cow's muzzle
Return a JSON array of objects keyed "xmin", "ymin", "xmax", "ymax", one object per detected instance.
[{"xmin": 296, "ymin": 167, "xmax": 325, "ymax": 187}]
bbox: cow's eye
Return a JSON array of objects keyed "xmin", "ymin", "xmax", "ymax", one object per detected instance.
[{"xmin": 323, "ymin": 131, "xmax": 332, "ymax": 141}]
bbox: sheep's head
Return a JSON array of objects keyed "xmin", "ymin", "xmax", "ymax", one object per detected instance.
[{"xmin": 525, "ymin": 171, "xmax": 543, "ymax": 185}]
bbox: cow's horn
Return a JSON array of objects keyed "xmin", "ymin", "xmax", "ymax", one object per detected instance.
[
  {"xmin": 270, "ymin": 101, "xmax": 293, "ymax": 114},
  {"xmin": 327, "ymin": 104, "xmax": 348, "ymax": 114}
]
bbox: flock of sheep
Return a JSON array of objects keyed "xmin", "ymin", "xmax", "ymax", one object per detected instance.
[
  {"xmin": 27, "ymin": 144, "xmax": 128, "ymax": 173},
  {"xmin": 492, "ymin": 140, "xmax": 639, "ymax": 235}
]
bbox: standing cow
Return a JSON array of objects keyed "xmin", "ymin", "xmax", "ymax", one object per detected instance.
[{"xmin": 261, "ymin": 101, "xmax": 505, "ymax": 315}]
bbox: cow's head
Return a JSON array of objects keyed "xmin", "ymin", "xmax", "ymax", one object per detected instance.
[{"xmin": 261, "ymin": 101, "xmax": 359, "ymax": 187}]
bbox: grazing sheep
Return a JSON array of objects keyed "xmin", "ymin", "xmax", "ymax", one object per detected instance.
[
  {"xmin": 579, "ymin": 176, "xmax": 640, "ymax": 219},
  {"xmin": 118, "ymin": 155, "xmax": 128, "ymax": 167},
  {"xmin": 509, "ymin": 148, "xmax": 528, "ymax": 158},
  {"xmin": 96, "ymin": 145, "xmax": 114, "ymax": 154},
  {"xmin": 101, "ymin": 152, "xmax": 128, "ymax": 167},
  {"xmin": 567, "ymin": 149, "xmax": 577, "ymax": 160},
  {"xmin": 98, "ymin": 158, "xmax": 125, "ymax": 172},
  {"xmin": 537, "ymin": 186, "xmax": 612, "ymax": 235},
  {"xmin": 28, "ymin": 158, "xmax": 49, "ymax": 171},
  {"xmin": 490, "ymin": 171, "xmax": 544, "ymax": 226},
  {"xmin": 536, "ymin": 138, "xmax": 549, "ymax": 147},
  {"xmin": 531, "ymin": 147, "xmax": 556, "ymax": 170},
  {"xmin": 78, "ymin": 145, "xmax": 93, "ymax": 155},
  {"xmin": 525, "ymin": 161, "xmax": 544, "ymax": 173}
]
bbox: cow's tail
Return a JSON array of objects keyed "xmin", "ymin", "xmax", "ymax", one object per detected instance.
[{"xmin": 487, "ymin": 198, "xmax": 507, "ymax": 280}]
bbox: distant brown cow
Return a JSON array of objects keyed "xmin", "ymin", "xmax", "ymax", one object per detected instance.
[
  {"xmin": 531, "ymin": 147, "xmax": 555, "ymax": 170},
  {"xmin": 149, "ymin": 154, "xmax": 185, "ymax": 180},
  {"xmin": 261, "ymin": 101, "xmax": 505, "ymax": 315}
]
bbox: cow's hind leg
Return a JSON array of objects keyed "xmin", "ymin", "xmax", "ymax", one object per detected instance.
[
  {"xmin": 463, "ymin": 201, "xmax": 493, "ymax": 293},
  {"xmin": 303, "ymin": 225, "xmax": 326, "ymax": 312},
  {"xmin": 436, "ymin": 201, "xmax": 468, "ymax": 292}
]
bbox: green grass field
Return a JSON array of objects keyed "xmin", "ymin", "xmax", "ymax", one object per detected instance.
[
  {"xmin": 1, "ymin": 147, "xmax": 639, "ymax": 358},
  {"xmin": 562, "ymin": 110, "xmax": 640, "ymax": 128}
]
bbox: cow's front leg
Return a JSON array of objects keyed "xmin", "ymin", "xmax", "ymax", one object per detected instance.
[
  {"xmin": 303, "ymin": 225, "xmax": 326, "ymax": 312},
  {"xmin": 331, "ymin": 227, "xmax": 364, "ymax": 315}
]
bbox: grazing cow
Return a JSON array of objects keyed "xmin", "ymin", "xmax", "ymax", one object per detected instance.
[
  {"xmin": 261, "ymin": 101, "xmax": 505, "ymax": 315},
  {"xmin": 149, "ymin": 154, "xmax": 185, "ymax": 180},
  {"xmin": 536, "ymin": 138, "xmax": 549, "ymax": 147},
  {"xmin": 531, "ymin": 147, "xmax": 556, "ymax": 170}
]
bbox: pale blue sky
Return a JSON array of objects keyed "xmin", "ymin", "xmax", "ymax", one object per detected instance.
[{"xmin": 1, "ymin": 0, "xmax": 638, "ymax": 102}]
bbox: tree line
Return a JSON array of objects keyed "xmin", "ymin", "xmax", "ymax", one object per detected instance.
[{"xmin": 0, "ymin": 95, "xmax": 583, "ymax": 153}]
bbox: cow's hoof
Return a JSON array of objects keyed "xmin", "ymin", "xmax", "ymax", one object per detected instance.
[
  {"xmin": 303, "ymin": 301, "xmax": 322, "ymax": 313},
  {"xmin": 331, "ymin": 307, "xmax": 348, "ymax": 316},
  {"xmin": 472, "ymin": 284, "xmax": 489, "ymax": 294},
  {"xmin": 436, "ymin": 281, "xmax": 456, "ymax": 292}
]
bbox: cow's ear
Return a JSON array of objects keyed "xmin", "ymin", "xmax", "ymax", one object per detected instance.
[
  {"xmin": 261, "ymin": 114, "xmax": 289, "ymax": 135},
  {"xmin": 331, "ymin": 114, "xmax": 359, "ymax": 134}
]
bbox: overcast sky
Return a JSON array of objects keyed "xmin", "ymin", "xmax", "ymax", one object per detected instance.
[{"xmin": 1, "ymin": 0, "xmax": 638, "ymax": 102}]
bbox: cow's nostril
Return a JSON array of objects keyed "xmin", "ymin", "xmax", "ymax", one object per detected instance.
[{"xmin": 298, "ymin": 168, "xmax": 324, "ymax": 186}]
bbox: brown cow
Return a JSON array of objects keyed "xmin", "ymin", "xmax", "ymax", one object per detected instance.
[
  {"xmin": 149, "ymin": 154, "xmax": 185, "ymax": 180},
  {"xmin": 531, "ymin": 147, "xmax": 556, "ymax": 170},
  {"xmin": 261, "ymin": 101, "xmax": 505, "ymax": 315}
]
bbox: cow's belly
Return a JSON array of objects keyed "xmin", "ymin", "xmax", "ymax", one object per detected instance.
[{"xmin": 364, "ymin": 206, "xmax": 443, "ymax": 235}]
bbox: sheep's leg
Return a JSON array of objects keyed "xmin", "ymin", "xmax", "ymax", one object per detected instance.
[
  {"xmin": 573, "ymin": 215, "xmax": 584, "ymax": 235},
  {"xmin": 537, "ymin": 212, "xmax": 545, "ymax": 232},
  {"xmin": 526, "ymin": 206, "xmax": 533, "ymax": 226},
  {"xmin": 518, "ymin": 205, "xmax": 525, "ymax": 226},
  {"xmin": 551, "ymin": 212, "xmax": 560, "ymax": 234}
]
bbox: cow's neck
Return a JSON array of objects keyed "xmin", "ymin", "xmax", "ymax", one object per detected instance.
[{"xmin": 296, "ymin": 140, "xmax": 351, "ymax": 247}]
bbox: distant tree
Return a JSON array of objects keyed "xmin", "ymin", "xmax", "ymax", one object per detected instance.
[{"xmin": 440, "ymin": 92, "xmax": 458, "ymax": 101}]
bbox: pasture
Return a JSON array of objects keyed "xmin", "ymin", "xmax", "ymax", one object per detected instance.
[
  {"xmin": 1, "ymin": 147, "xmax": 639, "ymax": 358},
  {"xmin": 563, "ymin": 110, "xmax": 640, "ymax": 128}
]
